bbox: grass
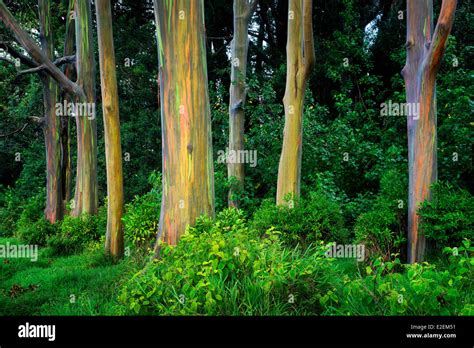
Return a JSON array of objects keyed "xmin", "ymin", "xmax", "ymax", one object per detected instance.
[{"xmin": 0, "ymin": 237, "xmax": 140, "ymax": 315}]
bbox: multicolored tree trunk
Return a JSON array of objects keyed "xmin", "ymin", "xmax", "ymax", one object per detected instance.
[
  {"xmin": 276, "ymin": 0, "xmax": 315, "ymax": 206},
  {"xmin": 39, "ymin": 0, "xmax": 62, "ymax": 223},
  {"xmin": 96, "ymin": 0, "xmax": 124, "ymax": 258},
  {"xmin": 153, "ymin": 0, "xmax": 215, "ymax": 247},
  {"xmin": 72, "ymin": 0, "xmax": 98, "ymax": 216},
  {"xmin": 402, "ymin": 0, "xmax": 457, "ymax": 263},
  {"xmin": 228, "ymin": 0, "xmax": 257, "ymax": 208},
  {"xmin": 61, "ymin": 0, "xmax": 76, "ymax": 208}
]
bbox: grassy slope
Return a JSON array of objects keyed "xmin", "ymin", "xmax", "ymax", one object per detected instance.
[{"xmin": 0, "ymin": 237, "xmax": 137, "ymax": 315}]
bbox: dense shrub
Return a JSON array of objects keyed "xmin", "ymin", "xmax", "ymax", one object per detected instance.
[
  {"xmin": 16, "ymin": 217, "xmax": 57, "ymax": 245},
  {"xmin": 252, "ymin": 190, "xmax": 348, "ymax": 247},
  {"xmin": 122, "ymin": 171, "xmax": 161, "ymax": 249},
  {"xmin": 46, "ymin": 214, "xmax": 102, "ymax": 256},
  {"xmin": 354, "ymin": 170, "xmax": 407, "ymax": 261},
  {"xmin": 0, "ymin": 187, "xmax": 23, "ymax": 236},
  {"xmin": 323, "ymin": 240, "xmax": 473, "ymax": 315},
  {"xmin": 418, "ymin": 183, "xmax": 474, "ymax": 249},
  {"xmin": 118, "ymin": 208, "xmax": 332, "ymax": 315}
]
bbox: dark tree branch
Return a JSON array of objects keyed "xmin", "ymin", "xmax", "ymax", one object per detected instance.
[{"xmin": 17, "ymin": 55, "xmax": 76, "ymax": 76}]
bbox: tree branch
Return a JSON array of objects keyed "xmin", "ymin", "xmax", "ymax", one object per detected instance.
[
  {"xmin": 302, "ymin": 0, "xmax": 315, "ymax": 76},
  {"xmin": 425, "ymin": 0, "xmax": 457, "ymax": 74},
  {"xmin": 0, "ymin": 0, "xmax": 85, "ymax": 99},
  {"xmin": 17, "ymin": 55, "xmax": 76, "ymax": 76}
]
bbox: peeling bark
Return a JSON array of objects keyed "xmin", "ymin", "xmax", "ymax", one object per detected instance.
[
  {"xmin": 96, "ymin": 0, "xmax": 124, "ymax": 258},
  {"xmin": 228, "ymin": 0, "xmax": 257, "ymax": 208},
  {"xmin": 402, "ymin": 0, "xmax": 457, "ymax": 263},
  {"xmin": 153, "ymin": 0, "xmax": 215, "ymax": 248}
]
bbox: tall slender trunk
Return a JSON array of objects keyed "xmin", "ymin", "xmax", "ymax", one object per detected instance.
[
  {"xmin": 72, "ymin": 0, "xmax": 98, "ymax": 216},
  {"xmin": 228, "ymin": 0, "xmax": 257, "ymax": 208},
  {"xmin": 96, "ymin": 0, "xmax": 124, "ymax": 258},
  {"xmin": 61, "ymin": 0, "xmax": 76, "ymax": 208},
  {"xmin": 153, "ymin": 0, "xmax": 215, "ymax": 248},
  {"xmin": 276, "ymin": 0, "xmax": 315, "ymax": 206},
  {"xmin": 402, "ymin": 0, "xmax": 457, "ymax": 263},
  {"xmin": 39, "ymin": 0, "xmax": 62, "ymax": 223}
]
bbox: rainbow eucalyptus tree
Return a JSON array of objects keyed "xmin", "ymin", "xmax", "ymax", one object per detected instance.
[
  {"xmin": 72, "ymin": 0, "xmax": 98, "ymax": 216},
  {"xmin": 276, "ymin": 0, "xmax": 315, "ymax": 206},
  {"xmin": 227, "ymin": 0, "xmax": 257, "ymax": 208},
  {"xmin": 96, "ymin": 0, "xmax": 124, "ymax": 258},
  {"xmin": 153, "ymin": 0, "xmax": 215, "ymax": 248},
  {"xmin": 39, "ymin": 0, "xmax": 62, "ymax": 222},
  {"xmin": 402, "ymin": 0, "xmax": 457, "ymax": 263}
]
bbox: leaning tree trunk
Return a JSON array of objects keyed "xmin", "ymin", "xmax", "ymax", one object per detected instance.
[
  {"xmin": 39, "ymin": 0, "xmax": 62, "ymax": 223},
  {"xmin": 153, "ymin": 0, "xmax": 215, "ymax": 248},
  {"xmin": 227, "ymin": 0, "xmax": 257, "ymax": 208},
  {"xmin": 276, "ymin": 0, "xmax": 315, "ymax": 206},
  {"xmin": 96, "ymin": 0, "xmax": 124, "ymax": 258},
  {"xmin": 402, "ymin": 0, "xmax": 457, "ymax": 263},
  {"xmin": 72, "ymin": 0, "xmax": 98, "ymax": 216}
]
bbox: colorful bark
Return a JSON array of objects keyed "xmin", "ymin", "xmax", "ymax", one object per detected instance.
[
  {"xmin": 228, "ymin": 0, "xmax": 257, "ymax": 208},
  {"xmin": 72, "ymin": 0, "xmax": 98, "ymax": 216},
  {"xmin": 402, "ymin": 0, "xmax": 457, "ymax": 263},
  {"xmin": 276, "ymin": 0, "xmax": 315, "ymax": 206},
  {"xmin": 153, "ymin": 0, "xmax": 215, "ymax": 247},
  {"xmin": 96, "ymin": 0, "xmax": 124, "ymax": 258},
  {"xmin": 39, "ymin": 0, "xmax": 62, "ymax": 223}
]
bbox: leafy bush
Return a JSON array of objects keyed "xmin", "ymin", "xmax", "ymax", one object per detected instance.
[
  {"xmin": 252, "ymin": 190, "xmax": 348, "ymax": 247},
  {"xmin": 119, "ymin": 208, "xmax": 332, "ymax": 315},
  {"xmin": 0, "ymin": 187, "xmax": 23, "ymax": 236},
  {"xmin": 354, "ymin": 170, "xmax": 407, "ymax": 261},
  {"xmin": 418, "ymin": 183, "xmax": 474, "ymax": 249},
  {"xmin": 16, "ymin": 217, "xmax": 57, "ymax": 245},
  {"xmin": 46, "ymin": 214, "xmax": 101, "ymax": 256},
  {"xmin": 323, "ymin": 240, "xmax": 473, "ymax": 315},
  {"xmin": 122, "ymin": 172, "xmax": 161, "ymax": 249}
]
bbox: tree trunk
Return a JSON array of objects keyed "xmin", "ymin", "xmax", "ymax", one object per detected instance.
[
  {"xmin": 276, "ymin": 0, "xmax": 315, "ymax": 206},
  {"xmin": 61, "ymin": 0, "xmax": 76, "ymax": 208},
  {"xmin": 96, "ymin": 0, "xmax": 124, "ymax": 258},
  {"xmin": 72, "ymin": 0, "xmax": 98, "ymax": 216},
  {"xmin": 153, "ymin": 0, "xmax": 215, "ymax": 247},
  {"xmin": 228, "ymin": 0, "xmax": 257, "ymax": 208},
  {"xmin": 402, "ymin": 0, "xmax": 457, "ymax": 263},
  {"xmin": 39, "ymin": 0, "xmax": 62, "ymax": 223}
]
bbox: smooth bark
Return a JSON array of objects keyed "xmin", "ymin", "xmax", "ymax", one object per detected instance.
[
  {"xmin": 153, "ymin": 0, "xmax": 215, "ymax": 248},
  {"xmin": 276, "ymin": 0, "xmax": 315, "ymax": 205},
  {"xmin": 96, "ymin": 0, "xmax": 124, "ymax": 258},
  {"xmin": 227, "ymin": 0, "xmax": 257, "ymax": 208},
  {"xmin": 401, "ymin": 0, "xmax": 457, "ymax": 263}
]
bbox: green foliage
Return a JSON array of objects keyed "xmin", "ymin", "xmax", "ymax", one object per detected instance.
[
  {"xmin": 354, "ymin": 170, "xmax": 407, "ymax": 261},
  {"xmin": 323, "ymin": 241, "xmax": 473, "ymax": 315},
  {"xmin": 119, "ymin": 209, "xmax": 331, "ymax": 315},
  {"xmin": 0, "ymin": 187, "xmax": 23, "ymax": 236},
  {"xmin": 252, "ymin": 191, "xmax": 349, "ymax": 247},
  {"xmin": 46, "ymin": 214, "xmax": 102, "ymax": 256},
  {"xmin": 418, "ymin": 183, "xmax": 474, "ymax": 249},
  {"xmin": 16, "ymin": 217, "xmax": 57, "ymax": 246},
  {"xmin": 122, "ymin": 171, "xmax": 161, "ymax": 249}
]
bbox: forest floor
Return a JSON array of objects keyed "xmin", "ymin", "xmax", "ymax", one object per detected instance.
[{"xmin": 0, "ymin": 237, "xmax": 137, "ymax": 315}]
